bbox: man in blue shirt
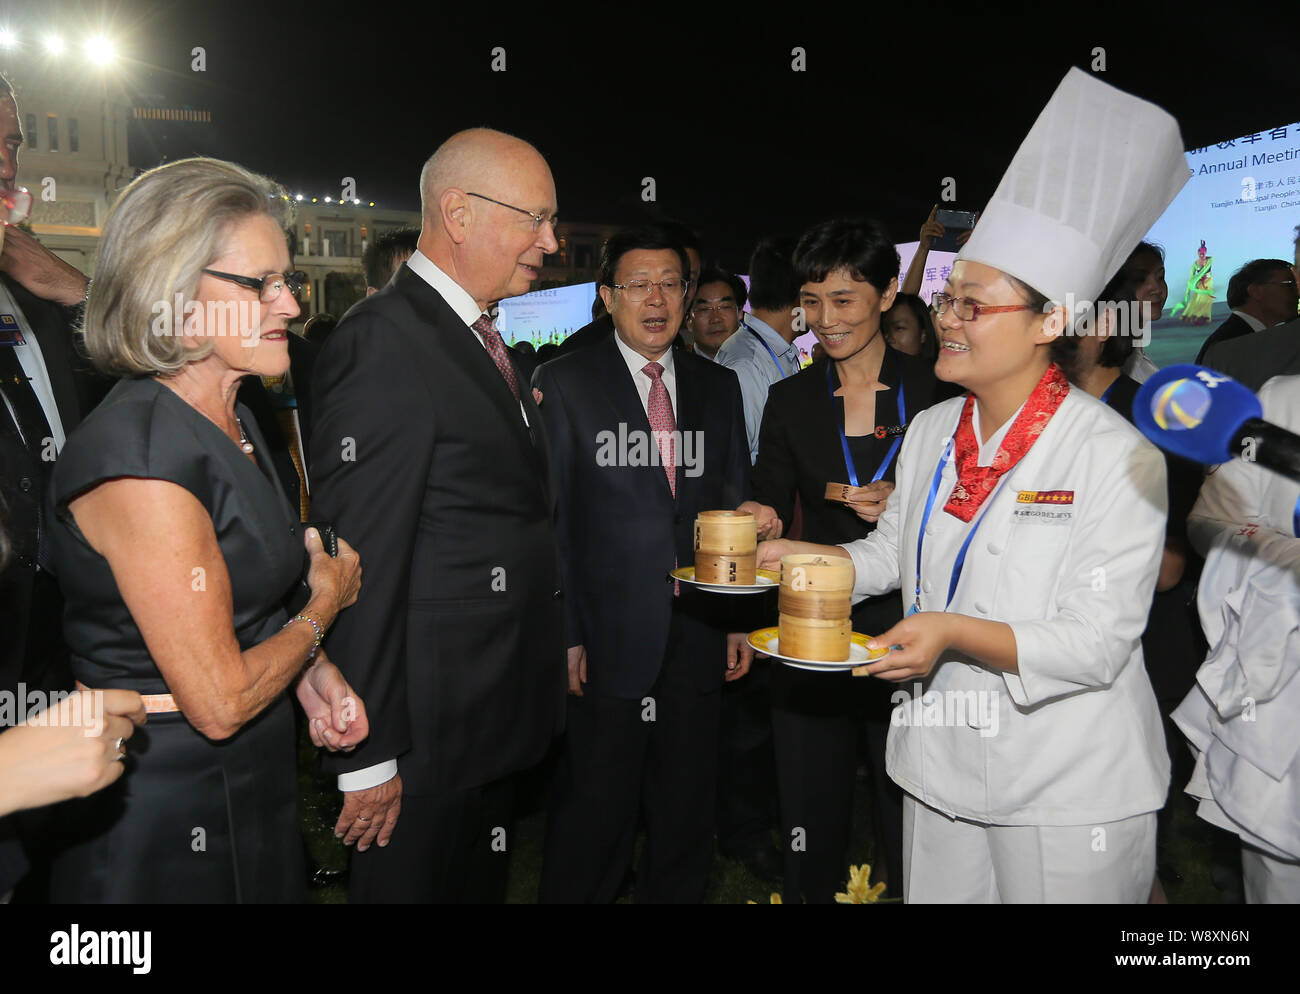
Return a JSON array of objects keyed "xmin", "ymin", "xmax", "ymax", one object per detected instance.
[{"xmin": 716, "ymin": 237, "xmax": 802, "ymax": 464}]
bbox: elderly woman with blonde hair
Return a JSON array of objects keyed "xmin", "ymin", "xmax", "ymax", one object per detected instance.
[{"xmin": 45, "ymin": 157, "xmax": 367, "ymax": 903}]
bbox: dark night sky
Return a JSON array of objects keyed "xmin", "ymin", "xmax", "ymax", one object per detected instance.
[{"xmin": 10, "ymin": 1, "xmax": 1300, "ymax": 269}]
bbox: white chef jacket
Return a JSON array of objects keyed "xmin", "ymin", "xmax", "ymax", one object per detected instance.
[
  {"xmin": 841, "ymin": 387, "xmax": 1171, "ymax": 826},
  {"xmin": 1175, "ymin": 374, "xmax": 1300, "ymax": 861}
]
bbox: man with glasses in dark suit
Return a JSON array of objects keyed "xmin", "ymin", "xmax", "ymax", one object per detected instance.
[{"xmin": 310, "ymin": 128, "xmax": 566, "ymax": 903}]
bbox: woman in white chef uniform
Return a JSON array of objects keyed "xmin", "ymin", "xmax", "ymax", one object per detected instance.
[
  {"xmin": 1175, "ymin": 374, "xmax": 1300, "ymax": 902},
  {"xmin": 758, "ymin": 68, "xmax": 1191, "ymax": 902}
]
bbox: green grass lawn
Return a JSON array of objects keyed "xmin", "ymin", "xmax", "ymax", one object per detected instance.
[{"xmin": 298, "ymin": 725, "xmax": 1230, "ymax": 905}]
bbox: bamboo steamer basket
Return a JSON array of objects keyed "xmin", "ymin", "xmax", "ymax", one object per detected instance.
[
  {"xmin": 694, "ymin": 510, "xmax": 757, "ymax": 584},
  {"xmin": 779, "ymin": 554, "xmax": 853, "ymax": 660}
]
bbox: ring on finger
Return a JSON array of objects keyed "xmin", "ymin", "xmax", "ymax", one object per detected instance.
[{"xmin": 356, "ymin": 815, "xmax": 370, "ymax": 822}]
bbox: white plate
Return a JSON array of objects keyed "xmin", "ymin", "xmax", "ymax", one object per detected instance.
[
  {"xmin": 670, "ymin": 566, "xmax": 779, "ymax": 595},
  {"xmin": 746, "ymin": 627, "xmax": 890, "ymax": 672}
]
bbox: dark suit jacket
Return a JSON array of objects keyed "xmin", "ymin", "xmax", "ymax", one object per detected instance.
[
  {"xmin": 0, "ymin": 276, "xmax": 87, "ymax": 678},
  {"xmin": 1202, "ymin": 316, "xmax": 1300, "ymax": 391},
  {"xmin": 309, "ymin": 264, "xmax": 565, "ymax": 793},
  {"xmin": 1194, "ymin": 312, "xmax": 1256, "ymax": 365},
  {"xmin": 533, "ymin": 333, "xmax": 750, "ymax": 699},
  {"xmin": 236, "ymin": 332, "xmax": 318, "ymax": 514},
  {"xmin": 0, "ymin": 274, "xmax": 88, "ymax": 892}
]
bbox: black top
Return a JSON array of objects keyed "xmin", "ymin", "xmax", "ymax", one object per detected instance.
[
  {"xmin": 1104, "ymin": 372, "xmax": 1206, "ymax": 703},
  {"xmin": 753, "ymin": 345, "xmax": 943, "ymax": 639},
  {"xmin": 49, "ymin": 376, "xmax": 304, "ymax": 692},
  {"xmin": 1104, "ymin": 374, "xmax": 1202, "ymax": 540}
]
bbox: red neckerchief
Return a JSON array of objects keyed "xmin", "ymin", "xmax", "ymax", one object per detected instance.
[{"xmin": 944, "ymin": 363, "xmax": 1070, "ymax": 522}]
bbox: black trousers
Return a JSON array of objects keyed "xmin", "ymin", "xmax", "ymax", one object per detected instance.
[
  {"xmin": 348, "ymin": 776, "xmax": 515, "ymax": 903},
  {"xmin": 770, "ymin": 664, "xmax": 904, "ymax": 903},
  {"xmin": 716, "ymin": 659, "xmax": 778, "ymax": 853},
  {"xmin": 539, "ymin": 637, "xmax": 722, "ymax": 904}
]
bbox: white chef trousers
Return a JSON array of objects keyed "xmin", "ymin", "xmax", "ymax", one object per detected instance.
[
  {"xmin": 903, "ymin": 794, "xmax": 1156, "ymax": 903},
  {"xmin": 1242, "ymin": 845, "xmax": 1300, "ymax": 904}
]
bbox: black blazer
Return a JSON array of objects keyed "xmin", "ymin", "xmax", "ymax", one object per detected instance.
[
  {"xmin": 309, "ymin": 264, "xmax": 565, "ymax": 793},
  {"xmin": 1194, "ymin": 312, "xmax": 1255, "ymax": 365},
  {"xmin": 236, "ymin": 331, "xmax": 318, "ymax": 514},
  {"xmin": 533, "ymin": 333, "xmax": 750, "ymax": 699},
  {"xmin": 1202, "ymin": 315, "xmax": 1300, "ymax": 391},
  {"xmin": 0, "ymin": 276, "xmax": 86, "ymax": 673},
  {"xmin": 751, "ymin": 347, "xmax": 941, "ymax": 635}
]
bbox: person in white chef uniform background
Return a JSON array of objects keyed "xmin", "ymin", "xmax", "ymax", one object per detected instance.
[
  {"xmin": 758, "ymin": 68, "xmax": 1192, "ymax": 902},
  {"xmin": 1175, "ymin": 374, "xmax": 1300, "ymax": 903}
]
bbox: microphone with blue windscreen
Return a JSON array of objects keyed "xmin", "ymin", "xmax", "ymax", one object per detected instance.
[{"xmin": 1134, "ymin": 365, "xmax": 1300, "ymax": 482}]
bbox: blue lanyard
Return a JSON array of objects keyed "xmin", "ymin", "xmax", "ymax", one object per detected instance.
[
  {"xmin": 827, "ymin": 358, "xmax": 907, "ymax": 486},
  {"xmin": 909, "ymin": 436, "xmax": 1011, "ymax": 616},
  {"xmin": 1293, "ymin": 495, "xmax": 1299, "ymax": 538},
  {"xmin": 747, "ymin": 327, "xmax": 791, "ymax": 379},
  {"xmin": 1100, "ymin": 380, "xmax": 1116, "ymax": 404}
]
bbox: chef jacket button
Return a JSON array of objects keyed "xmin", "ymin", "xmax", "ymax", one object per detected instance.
[
  {"xmin": 19, "ymin": 477, "xmax": 33, "ymax": 492},
  {"xmin": 986, "ymin": 542, "xmax": 1002, "ymax": 555},
  {"xmin": 925, "ymin": 525, "xmax": 935, "ymax": 536},
  {"xmin": 922, "ymin": 580, "xmax": 933, "ymax": 594},
  {"xmin": 974, "ymin": 601, "xmax": 989, "ymax": 614}
]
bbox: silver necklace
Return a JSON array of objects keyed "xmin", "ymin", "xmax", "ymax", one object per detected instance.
[{"xmin": 235, "ymin": 415, "xmax": 255, "ymax": 454}]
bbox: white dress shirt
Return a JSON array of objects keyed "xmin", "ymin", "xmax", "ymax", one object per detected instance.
[
  {"xmin": 613, "ymin": 330, "xmax": 677, "ymax": 419},
  {"xmin": 404, "ymin": 249, "xmax": 528, "ymax": 426},
  {"xmin": 1230, "ymin": 309, "xmax": 1268, "ymax": 333},
  {"xmin": 337, "ymin": 250, "xmax": 530, "ymax": 793},
  {"xmin": 0, "ymin": 283, "xmax": 67, "ymax": 451}
]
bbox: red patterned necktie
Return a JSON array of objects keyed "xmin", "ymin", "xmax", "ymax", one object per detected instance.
[
  {"xmin": 643, "ymin": 361, "xmax": 677, "ymax": 496},
  {"xmin": 472, "ymin": 313, "xmax": 520, "ymax": 400},
  {"xmin": 644, "ymin": 361, "xmax": 680, "ymax": 596},
  {"xmin": 944, "ymin": 362, "xmax": 1070, "ymax": 522}
]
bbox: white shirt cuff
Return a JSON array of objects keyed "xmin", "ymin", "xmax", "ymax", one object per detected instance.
[{"xmin": 337, "ymin": 759, "xmax": 397, "ymax": 792}]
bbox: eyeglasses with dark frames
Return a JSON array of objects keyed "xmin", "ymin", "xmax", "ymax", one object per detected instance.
[
  {"xmin": 610, "ymin": 278, "xmax": 690, "ymax": 303},
  {"xmin": 931, "ymin": 292, "xmax": 1038, "ymax": 322},
  {"xmin": 202, "ymin": 269, "xmax": 308, "ymax": 303},
  {"xmin": 466, "ymin": 191, "xmax": 559, "ymax": 233}
]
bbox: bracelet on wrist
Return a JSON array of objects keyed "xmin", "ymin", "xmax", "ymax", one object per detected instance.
[{"xmin": 284, "ymin": 611, "xmax": 324, "ymax": 661}]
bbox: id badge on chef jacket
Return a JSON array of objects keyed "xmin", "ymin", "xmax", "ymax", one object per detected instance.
[{"xmin": 1012, "ymin": 489, "xmax": 1075, "ymax": 525}]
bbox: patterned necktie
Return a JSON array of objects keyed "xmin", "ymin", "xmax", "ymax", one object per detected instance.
[
  {"xmin": 644, "ymin": 361, "xmax": 680, "ymax": 597},
  {"xmin": 643, "ymin": 361, "xmax": 676, "ymax": 497},
  {"xmin": 472, "ymin": 313, "xmax": 520, "ymax": 401}
]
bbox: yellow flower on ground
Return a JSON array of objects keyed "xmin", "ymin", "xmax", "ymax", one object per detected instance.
[
  {"xmin": 834, "ymin": 864, "xmax": 886, "ymax": 904},
  {"xmin": 746, "ymin": 893, "xmax": 783, "ymax": 904}
]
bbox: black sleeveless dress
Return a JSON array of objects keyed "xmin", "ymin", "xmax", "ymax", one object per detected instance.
[{"xmin": 45, "ymin": 376, "xmax": 307, "ymax": 903}]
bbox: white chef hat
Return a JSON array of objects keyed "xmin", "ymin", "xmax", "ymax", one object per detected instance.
[{"xmin": 956, "ymin": 67, "xmax": 1191, "ymax": 312}]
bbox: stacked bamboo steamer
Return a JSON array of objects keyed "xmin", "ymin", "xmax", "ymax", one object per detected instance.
[
  {"xmin": 779, "ymin": 554, "xmax": 853, "ymax": 660},
  {"xmin": 694, "ymin": 510, "xmax": 756, "ymax": 584}
]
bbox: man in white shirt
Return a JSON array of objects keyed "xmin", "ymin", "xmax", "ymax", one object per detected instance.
[
  {"xmin": 534, "ymin": 224, "xmax": 753, "ymax": 902},
  {"xmin": 310, "ymin": 128, "xmax": 565, "ymax": 903},
  {"xmin": 716, "ymin": 236, "xmax": 803, "ymax": 464},
  {"xmin": 687, "ymin": 267, "xmax": 745, "ymax": 361},
  {"xmin": 1195, "ymin": 257, "xmax": 1298, "ymax": 364},
  {"xmin": 0, "ymin": 74, "xmax": 96, "ymax": 899}
]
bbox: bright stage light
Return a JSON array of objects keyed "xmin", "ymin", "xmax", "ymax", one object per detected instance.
[
  {"xmin": 324, "ymin": 196, "xmax": 332, "ymax": 203},
  {"xmin": 0, "ymin": 29, "xmax": 16, "ymax": 48},
  {"xmin": 43, "ymin": 34, "xmax": 65, "ymax": 55},
  {"xmin": 84, "ymin": 36, "xmax": 116, "ymax": 65},
  {"xmin": 295, "ymin": 194, "xmax": 304, "ymax": 201}
]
